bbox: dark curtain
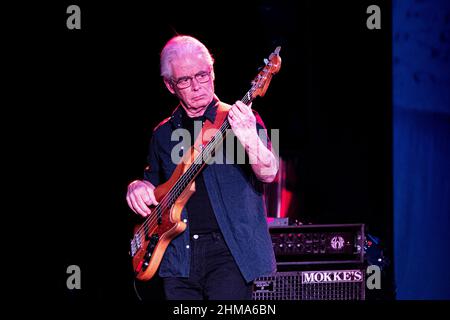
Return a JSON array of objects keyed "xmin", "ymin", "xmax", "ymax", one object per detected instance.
[{"xmin": 393, "ymin": 0, "xmax": 450, "ymax": 299}]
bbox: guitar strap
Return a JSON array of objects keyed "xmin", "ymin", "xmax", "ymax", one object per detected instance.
[{"xmin": 193, "ymin": 101, "xmax": 231, "ymax": 153}]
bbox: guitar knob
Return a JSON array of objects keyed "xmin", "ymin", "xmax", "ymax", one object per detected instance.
[{"xmin": 136, "ymin": 260, "xmax": 144, "ymax": 273}]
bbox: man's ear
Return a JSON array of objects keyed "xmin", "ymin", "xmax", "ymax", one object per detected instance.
[{"xmin": 164, "ymin": 78, "xmax": 176, "ymax": 95}]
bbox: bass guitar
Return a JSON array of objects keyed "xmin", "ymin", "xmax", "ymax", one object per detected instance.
[{"xmin": 130, "ymin": 47, "xmax": 281, "ymax": 281}]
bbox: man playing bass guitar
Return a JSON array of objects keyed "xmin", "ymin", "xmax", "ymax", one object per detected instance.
[{"xmin": 126, "ymin": 35, "xmax": 280, "ymax": 300}]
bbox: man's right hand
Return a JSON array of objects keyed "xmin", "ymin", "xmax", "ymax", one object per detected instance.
[{"xmin": 126, "ymin": 180, "xmax": 159, "ymax": 217}]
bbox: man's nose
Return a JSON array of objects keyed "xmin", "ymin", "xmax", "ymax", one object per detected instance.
[{"xmin": 191, "ymin": 78, "xmax": 201, "ymax": 90}]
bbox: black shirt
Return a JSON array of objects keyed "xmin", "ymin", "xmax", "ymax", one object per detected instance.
[{"xmin": 180, "ymin": 104, "xmax": 220, "ymax": 235}]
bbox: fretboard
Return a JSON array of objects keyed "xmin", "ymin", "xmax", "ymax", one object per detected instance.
[{"xmin": 165, "ymin": 90, "xmax": 254, "ymax": 207}]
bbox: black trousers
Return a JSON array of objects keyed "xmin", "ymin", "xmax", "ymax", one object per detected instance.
[{"xmin": 162, "ymin": 231, "xmax": 253, "ymax": 300}]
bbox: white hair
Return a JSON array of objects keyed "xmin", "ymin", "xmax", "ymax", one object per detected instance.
[{"xmin": 160, "ymin": 35, "xmax": 214, "ymax": 79}]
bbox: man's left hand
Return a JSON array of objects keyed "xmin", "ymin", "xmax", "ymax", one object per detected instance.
[{"xmin": 228, "ymin": 101, "xmax": 257, "ymax": 147}]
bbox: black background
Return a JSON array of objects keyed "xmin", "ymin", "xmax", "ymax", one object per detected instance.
[{"xmin": 10, "ymin": 0, "xmax": 391, "ymax": 302}]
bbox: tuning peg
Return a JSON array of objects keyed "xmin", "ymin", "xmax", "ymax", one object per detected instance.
[{"xmin": 264, "ymin": 58, "xmax": 269, "ymax": 65}]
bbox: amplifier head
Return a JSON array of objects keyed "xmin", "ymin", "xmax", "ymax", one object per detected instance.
[{"xmin": 269, "ymin": 224, "xmax": 365, "ymax": 265}]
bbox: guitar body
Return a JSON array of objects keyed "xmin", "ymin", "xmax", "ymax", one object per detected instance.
[{"xmin": 132, "ymin": 146, "xmax": 200, "ymax": 281}]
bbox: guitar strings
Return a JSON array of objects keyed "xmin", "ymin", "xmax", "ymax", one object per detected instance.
[
  {"xmin": 133, "ymin": 92, "xmax": 253, "ymax": 242},
  {"xmin": 132, "ymin": 89, "xmax": 254, "ymax": 244},
  {"xmin": 133, "ymin": 111, "xmax": 232, "ymax": 237},
  {"xmin": 132, "ymin": 115, "xmax": 232, "ymax": 242}
]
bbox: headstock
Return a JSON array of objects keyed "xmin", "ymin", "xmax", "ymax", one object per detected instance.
[{"xmin": 250, "ymin": 46, "xmax": 282, "ymax": 99}]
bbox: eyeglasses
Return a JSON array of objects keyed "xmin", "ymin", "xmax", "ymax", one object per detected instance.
[{"xmin": 171, "ymin": 71, "xmax": 211, "ymax": 89}]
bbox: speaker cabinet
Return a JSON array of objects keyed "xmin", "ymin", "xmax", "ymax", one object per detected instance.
[{"xmin": 253, "ymin": 269, "xmax": 365, "ymax": 300}]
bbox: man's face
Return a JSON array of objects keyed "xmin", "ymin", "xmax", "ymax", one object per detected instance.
[{"xmin": 165, "ymin": 55, "xmax": 215, "ymax": 116}]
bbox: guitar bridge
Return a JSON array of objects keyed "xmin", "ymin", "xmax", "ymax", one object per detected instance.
[{"xmin": 130, "ymin": 235, "xmax": 141, "ymax": 257}]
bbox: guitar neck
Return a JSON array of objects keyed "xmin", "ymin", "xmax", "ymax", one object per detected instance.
[{"xmin": 167, "ymin": 90, "xmax": 255, "ymax": 203}]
